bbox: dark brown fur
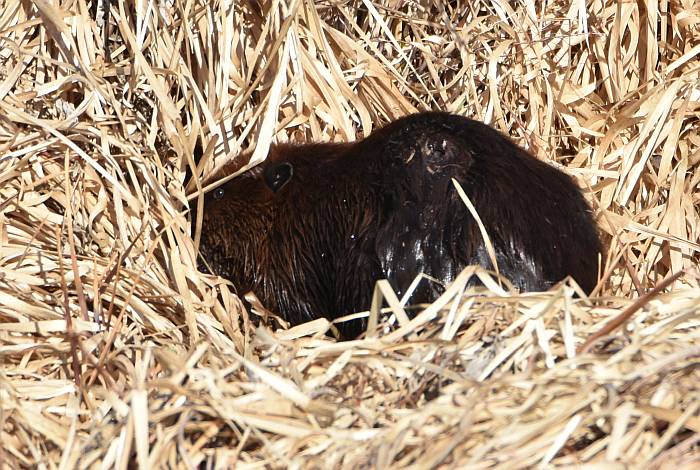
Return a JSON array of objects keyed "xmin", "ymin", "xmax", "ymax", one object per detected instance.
[{"xmin": 195, "ymin": 112, "xmax": 602, "ymax": 338}]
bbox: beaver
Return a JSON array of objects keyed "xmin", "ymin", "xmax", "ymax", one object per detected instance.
[{"xmin": 194, "ymin": 112, "xmax": 602, "ymax": 338}]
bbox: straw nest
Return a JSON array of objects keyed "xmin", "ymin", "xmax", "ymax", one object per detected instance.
[{"xmin": 1, "ymin": 0, "xmax": 699, "ymax": 468}]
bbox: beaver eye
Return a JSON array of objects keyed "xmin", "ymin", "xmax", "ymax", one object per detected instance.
[
  {"xmin": 264, "ymin": 162, "xmax": 294, "ymax": 193},
  {"xmin": 213, "ymin": 187, "xmax": 225, "ymax": 200}
]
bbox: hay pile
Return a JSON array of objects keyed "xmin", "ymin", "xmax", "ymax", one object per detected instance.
[{"xmin": 1, "ymin": 0, "xmax": 699, "ymax": 467}]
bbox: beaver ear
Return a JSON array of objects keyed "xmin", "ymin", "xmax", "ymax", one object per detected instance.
[{"xmin": 264, "ymin": 162, "xmax": 294, "ymax": 193}]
